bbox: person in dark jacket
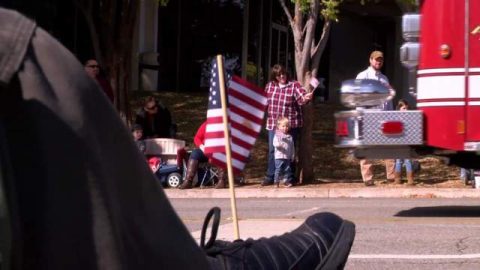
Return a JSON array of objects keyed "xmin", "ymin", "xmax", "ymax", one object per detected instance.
[
  {"xmin": 84, "ymin": 58, "xmax": 115, "ymax": 103},
  {"xmin": 0, "ymin": 7, "xmax": 355, "ymax": 270},
  {"xmin": 135, "ymin": 96, "xmax": 174, "ymax": 138}
]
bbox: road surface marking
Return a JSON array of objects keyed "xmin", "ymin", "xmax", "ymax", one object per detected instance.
[
  {"xmin": 284, "ymin": 207, "xmax": 321, "ymax": 216},
  {"xmin": 349, "ymin": 254, "xmax": 480, "ymax": 259}
]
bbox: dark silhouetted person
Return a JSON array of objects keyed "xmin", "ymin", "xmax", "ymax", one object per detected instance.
[{"xmin": 0, "ymin": 7, "xmax": 355, "ymax": 270}]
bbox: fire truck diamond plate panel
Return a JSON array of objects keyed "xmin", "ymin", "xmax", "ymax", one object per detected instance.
[{"xmin": 363, "ymin": 111, "xmax": 423, "ymax": 145}]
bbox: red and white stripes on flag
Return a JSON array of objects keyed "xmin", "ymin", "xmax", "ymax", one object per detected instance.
[{"xmin": 203, "ymin": 62, "xmax": 267, "ymax": 174}]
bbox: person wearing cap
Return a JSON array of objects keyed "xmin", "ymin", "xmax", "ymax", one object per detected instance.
[{"xmin": 355, "ymin": 50, "xmax": 395, "ymax": 186}]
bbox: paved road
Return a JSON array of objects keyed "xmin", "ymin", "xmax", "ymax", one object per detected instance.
[{"xmin": 170, "ymin": 197, "xmax": 480, "ymax": 270}]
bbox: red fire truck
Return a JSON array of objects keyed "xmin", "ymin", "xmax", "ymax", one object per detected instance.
[{"xmin": 335, "ymin": 0, "xmax": 480, "ymax": 169}]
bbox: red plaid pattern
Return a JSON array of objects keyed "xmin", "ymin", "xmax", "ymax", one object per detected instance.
[{"xmin": 265, "ymin": 81, "xmax": 309, "ymax": 130}]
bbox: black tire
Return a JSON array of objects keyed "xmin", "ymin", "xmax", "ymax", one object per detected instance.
[{"xmin": 167, "ymin": 172, "xmax": 182, "ymax": 188}]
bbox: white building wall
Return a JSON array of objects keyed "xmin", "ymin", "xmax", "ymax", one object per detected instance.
[{"xmin": 131, "ymin": 0, "xmax": 159, "ymax": 91}]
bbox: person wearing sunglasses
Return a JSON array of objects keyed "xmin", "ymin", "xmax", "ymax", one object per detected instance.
[{"xmin": 134, "ymin": 96, "xmax": 175, "ymax": 139}]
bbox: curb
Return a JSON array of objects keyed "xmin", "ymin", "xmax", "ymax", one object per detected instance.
[{"xmin": 164, "ymin": 187, "xmax": 480, "ymax": 199}]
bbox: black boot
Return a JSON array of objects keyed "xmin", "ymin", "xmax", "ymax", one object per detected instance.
[
  {"xmin": 202, "ymin": 208, "xmax": 356, "ymax": 270},
  {"xmin": 261, "ymin": 176, "xmax": 273, "ymax": 186},
  {"xmin": 179, "ymin": 159, "xmax": 198, "ymax": 189},
  {"xmin": 214, "ymin": 168, "xmax": 226, "ymax": 189},
  {"xmin": 234, "ymin": 175, "xmax": 244, "ymax": 187}
]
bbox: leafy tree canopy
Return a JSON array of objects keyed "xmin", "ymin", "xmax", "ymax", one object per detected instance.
[{"xmin": 292, "ymin": 0, "xmax": 418, "ymax": 21}]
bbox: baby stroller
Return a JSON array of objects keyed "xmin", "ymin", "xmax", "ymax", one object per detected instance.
[
  {"xmin": 145, "ymin": 138, "xmax": 187, "ymax": 188},
  {"xmin": 148, "ymin": 148, "xmax": 187, "ymax": 188}
]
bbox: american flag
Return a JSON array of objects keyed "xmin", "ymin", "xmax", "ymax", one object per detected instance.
[{"xmin": 203, "ymin": 57, "xmax": 267, "ymax": 174}]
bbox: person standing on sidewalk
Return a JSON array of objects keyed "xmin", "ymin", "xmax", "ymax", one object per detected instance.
[
  {"xmin": 394, "ymin": 99, "xmax": 415, "ymax": 185},
  {"xmin": 356, "ymin": 50, "xmax": 395, "ymax": 186},
  {"xmin": 262, "ymin": 64, "xmax": 314, "ymax": 186},
  {"xmin": 273, "ymin": 117, "xmax": 295, "ymax": 187}
]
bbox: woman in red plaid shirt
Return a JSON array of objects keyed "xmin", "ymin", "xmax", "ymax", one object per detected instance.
[{"xmin": 262, "ymin": 64, "xmax": 314, "ymax": 186}]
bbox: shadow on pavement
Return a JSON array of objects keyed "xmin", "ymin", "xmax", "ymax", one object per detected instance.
[{"xmin": 395, "ymin": 206, "xmax": 480, "ymax": 217}]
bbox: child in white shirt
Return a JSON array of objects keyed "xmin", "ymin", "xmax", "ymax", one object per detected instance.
[{"xmin": 273, "ymin": 117, "xmax": 295, "ymax": 187}]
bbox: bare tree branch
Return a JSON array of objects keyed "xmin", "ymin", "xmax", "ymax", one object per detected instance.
[
  {"xmin": 277, "ymin": 0, "xmax": 295, "ymax": 28},
  {"xmin": 311, "ymin": 18, "xmax": 330, "ymax": 59},
  {"xmin": 298, "ymin": 0, "xmax": 320, "ymax": 80},
  {"xmin": 311, "ymin": 21, "xmax": 331, "ymax": 78}
]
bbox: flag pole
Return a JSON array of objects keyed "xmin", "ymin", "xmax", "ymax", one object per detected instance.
[{"xmin": 216, "ymin": 54, "xmax": 240, "ymax": 240}]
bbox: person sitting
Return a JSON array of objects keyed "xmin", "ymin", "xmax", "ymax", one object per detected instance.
[
  {"xmin": 179, "ymin": 121, "xmax": 227, "ymax": 189},
  {"xmin": 135, "ymin": 96, "xmax": 175, "ymax": 139},
  {"xmin": 131, "ymin": 123, "xmax": 146, "ymax": 154}
]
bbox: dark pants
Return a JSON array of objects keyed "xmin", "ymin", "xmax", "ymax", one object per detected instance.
[
  {"xmin": 266, "ymin": 127, "xmax": 299, "ymax": 183},
  {"xmin": 190, "ymin": 148, "xmax": 209, "ymax": 163}
]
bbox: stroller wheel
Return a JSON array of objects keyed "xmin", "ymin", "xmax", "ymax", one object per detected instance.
[{"xmin": 167, "ymin": 172, "xmax": 182, "ymax": 188}]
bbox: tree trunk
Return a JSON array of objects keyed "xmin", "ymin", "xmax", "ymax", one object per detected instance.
[
  {"xmin": 290, "ymin": 1, "xmax": 319, "ymax": 184},
  {"xmin": 109, "ymin": 61, "xmax": 130, "ymax": 124},
  {"xmin": 105, "ymin": 39, "xmax": 134, "ymax": 124},
  {"xmin": 76, "ymin": 0, "xmax": 138, "ymax": 124},
  {"xmin": 298, "ymin": 97, "xmax": 314, "ymax": 184},
  {"xmin": 298, "ymin": 21, "xmax": 331, "ymax": 184}
]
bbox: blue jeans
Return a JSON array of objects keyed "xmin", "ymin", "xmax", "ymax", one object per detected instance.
[
  {"xmin": 266, "ymin": 128, "xmax": 299, "ymax": 183},
  {"xmin": 395, "ymin": 159, "xmax": 412, "ymax": 173},
  {"xmin": 190, "ymin": 148, "xmax": 208, "ymax": 163},
  {"xmin": 460, "ymin": 168, "xmax": 474, "ymax": 180},
  {"xmin": 274, "ymin": 159, "xmax": 293, "ymax": 183}
]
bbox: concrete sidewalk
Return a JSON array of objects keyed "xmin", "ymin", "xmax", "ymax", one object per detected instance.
[{"xmin": 165, "ymin": 186, "xmax": 480, "ymax": 199}]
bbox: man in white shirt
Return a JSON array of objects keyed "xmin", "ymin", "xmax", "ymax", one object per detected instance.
[{"xmin": 356, "ymin": 50, "xmax": 395, "ymax": 186}]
